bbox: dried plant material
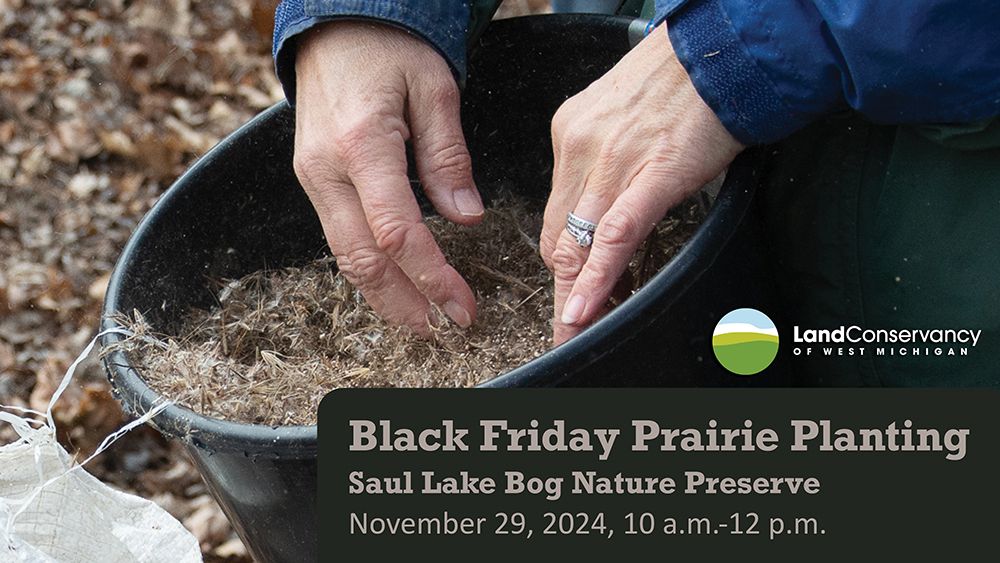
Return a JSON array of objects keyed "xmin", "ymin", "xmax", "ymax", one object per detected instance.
[{"xmin": 114, "ymin": 197, "xmax": 706, "ymax": 427}]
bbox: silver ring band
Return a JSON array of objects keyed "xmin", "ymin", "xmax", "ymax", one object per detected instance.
[
  {"xmin": 567, "ymin": 212, "xmax": 598, "ymax": 231},
  {"xmin": 566, "ymin": 212, "xmax": 597, "ymax": 247}
]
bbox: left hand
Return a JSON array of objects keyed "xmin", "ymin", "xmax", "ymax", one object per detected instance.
[{"xmin": 540, "ymin": 24, "xmax": 744, "ymax": 345}]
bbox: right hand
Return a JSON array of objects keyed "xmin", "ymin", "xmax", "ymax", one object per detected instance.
[{"xmin": 293, "ymin": 22, "xmax": 483, "ymax": 335}]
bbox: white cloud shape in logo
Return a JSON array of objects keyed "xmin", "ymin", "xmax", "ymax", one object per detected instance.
[{"xmin": 714, "ymin": 322, "xmax": 779, "ymax": 337}]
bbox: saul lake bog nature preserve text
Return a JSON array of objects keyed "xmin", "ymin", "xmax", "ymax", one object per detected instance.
[
  {"xmin": 348, "ymin": 470, "xmax": 823, "ymax": 501},
  {"xmin": 348, "ymin": 419, "xmax": 970, "ymax": 461}
]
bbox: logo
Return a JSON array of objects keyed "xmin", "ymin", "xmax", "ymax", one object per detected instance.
[{"xmin": 712, "ymin": 308, "xmax": 779, "ymax": 375}]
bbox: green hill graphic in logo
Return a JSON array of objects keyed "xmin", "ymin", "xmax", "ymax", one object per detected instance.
[{"xmin": 712, "ymin": 308, "xmax": 779, "ymax": 375}]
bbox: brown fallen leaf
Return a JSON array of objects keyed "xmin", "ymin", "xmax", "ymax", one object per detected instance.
[
  {"xmin": 64, "ymin": 384, "xmax": 125, "ymax": 452},
  {"xmin": 213, "ymin": 537, "xmax": 248, "ymax": 559},
  {"xmin": 28, "ymin": 356, "xmax": 67, "ymax": 414},
  {"xmin": 0, "ymin": 121, "xmax": 15, "ymax": 144},
  {"xmin": 183, "ymin": 496, "xmax": 233, "ymax": 551},
  {"xmin": 55, "ymin": 118, "xmax": 102, "ymax": 163},
  {"xmin": 0, "ymin": 341, "xmax": 15, "ymax": 372},
  {"xmin": 98, "ymin": 129, "xmax": 139, "ymax": 158},
  {"xmin": 88, "ymin": 272, "xmax": 112, "ymax": 302}
]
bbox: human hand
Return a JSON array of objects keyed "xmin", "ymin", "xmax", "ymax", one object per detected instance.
[
  {"xmin": 293, "ymin": 22, "xmax": 483, "ymax": 335},
  {"xmin": 540, "ymin": 25, "xmax": 744, "ymax": 345}
]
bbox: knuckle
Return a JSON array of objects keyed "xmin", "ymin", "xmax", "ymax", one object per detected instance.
[
  {"xmin": 371, "ymin": 81, "xmax": 404, "ymax": 105},
  {"xmin": 370, "ymin": 215, "xmax": 415, "ymax": 258},
  {"xmin": 550, "ymin": 105, "xmax": 569, "ymax": 138},
  {"xmin": 558, "ymin": 122, "xmax": 593, "ymax": 156},
  {"xmin": 337, "ymin": 116, "xmax": 409, "ymax": 178},
  {"xmin": 332, "ymin": 118, "xmax": 376, "ymax": 165},
  {"xmin": 337, "ymin": 248, "xmax": 390, "ymax": 289},
  {"xmin": 424, "ymin": 139, "xmax": 472, "ymax": 178},
  {"xmin": 599, "ymin": 210, "xmax": 641, "ymax": 247},
  {"xmin": 293, "ymin": 144, "xmax": 336, "ymax": 189},
  {"xmin": 539, "ymin": 235, "xmax": 556, "ymax": 267},
  {"xmin": 551, "ymin": 240, "xmax": 586, "ymax": 280},
  {"xmin": 550, "ymin": 99, "xmax": 577, "ymax": 140},
  {"xmin": 424, "ymin": 79, "xmax": 460, "ymax": 107},
  {"xmin": 584, "ymin": 178, "xmax": 615, "ymax": 202},
  {"xmin": 552, "ymin": 93, "xmax": 580, "ymax": 122},
  {"xmin": 541, "ymin": 253, "xmax": 553, "ymax": 272},
  {"xmin": 551, "ymin": 96, "xmax": 583, "ymax": 141},
  {"xmin": 595, "ymin": 146, "xmax": 624, "ymax": 173}
]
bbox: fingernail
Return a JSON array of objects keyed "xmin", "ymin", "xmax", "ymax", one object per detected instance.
[
  {"xmin": 561, "ymin": 294, "xmax": 586, "ymax": 325},
  {"xmin": 453, "ymin": 187, "xmax": 484, "ymax": 217},
  {"xmin": 443, "ymin": 300, "xmax": 473, "ymax": 328}
]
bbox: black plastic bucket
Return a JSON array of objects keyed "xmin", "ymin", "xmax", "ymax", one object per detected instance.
[{"xmin": 100, "ymin": 14, "xmax": 788, "ymax": 563}]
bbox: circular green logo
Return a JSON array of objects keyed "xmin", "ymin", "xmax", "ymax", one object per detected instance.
[{"xmin": 712, "ymin": 308, "xmax": 779, "ymax": 375}]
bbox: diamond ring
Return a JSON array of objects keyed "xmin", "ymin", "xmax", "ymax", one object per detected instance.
[{"xmin": 566, "ymin": 212, "xmax": 598, "ymax": 247}]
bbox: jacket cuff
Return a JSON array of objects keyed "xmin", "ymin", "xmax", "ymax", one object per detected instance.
[
  {"xmin": 659, "ymin": 0, "xmax": 801, "ymax": 145},
  {"xmin": 273, "ymin": 0, "xmax": 469, "ymax": 104}
]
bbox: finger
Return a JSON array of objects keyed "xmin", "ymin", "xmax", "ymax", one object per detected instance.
[
  {"xmin": 293, "ymin": 161, "xmax": 434, "ymax": 335},
  {"xmin": 408, "ymin": 74, "xmax": 483, "ymax": 225},
  {"xmin": 555, "ymin": 258, "xmax": 633, "ymax": 345},
  {"xmin": 348, "ymin": 129, "xmax": 477, "ymax": 328},
  {"xmin": 551, "ymin": 192, "xmax": 619, "ymax": 341},
  {"xmin": 551, "ymin": 227, "xmax": 589, "ymax": 345},
  {"xmin": 541, "ymin": 107, "xmax": 597, "ymax": 268},
  {"xmin": 549, "ymin": 144, "xmax": 643, "ymax": 343},
  {"xmin": 564, "ymin": 171, "xmax": 688, "ymax": 331},
  {"xmin": 541, "ymin": 163, "xmax": 587, "ymax": 269}
]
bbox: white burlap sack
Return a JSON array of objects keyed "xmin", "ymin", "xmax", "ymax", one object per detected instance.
[{"xmin": 0, "ymin": 331, "xmax": 201, "ymax": 563}]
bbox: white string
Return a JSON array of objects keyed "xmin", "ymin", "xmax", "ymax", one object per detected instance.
[
  {"xmin": 0, "ymin": 327, "xmax": 138, "ymax": 432},
  {"xmin": 44, "ymin": 328, "xmax": 130, "ymax": 429},
  {"xmin": 1, "ymin": 326, "xmax": 173, "ymax": 537},
  {"xmin": 0, "ymin": 412, "xmax": 37, "ymax": 442},
  {"xmin": 0, "ymin": 405, "xmax": 47, "ymax": 421}
]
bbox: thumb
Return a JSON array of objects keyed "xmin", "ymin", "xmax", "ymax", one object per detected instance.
[{"xmin": 408, "ymin": 76, "xmax": 484, "ymax": 225}]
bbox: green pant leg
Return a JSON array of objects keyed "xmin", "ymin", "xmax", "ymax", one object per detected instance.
[{"xmin": 761, "ymin": 115, "xmax": 1000, "ymax": 386}]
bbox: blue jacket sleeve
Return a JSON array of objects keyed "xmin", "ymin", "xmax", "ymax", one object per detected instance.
[
  {"xmin": 273, "ymin": 0, "xmax": 470, "ymax": 103},
  {"xmin": 656, "ymin": 0, "xmax": 1000, "ymax": 145}
]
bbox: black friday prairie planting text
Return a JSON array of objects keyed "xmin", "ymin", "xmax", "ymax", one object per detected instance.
[{"xmin": 348, "ymin": 419, "xmax": 969, "ymax": 461}]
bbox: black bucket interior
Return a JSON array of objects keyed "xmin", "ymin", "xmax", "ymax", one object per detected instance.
[{"xmin": 100, "ymin": 14, "xmax": 789, "ymax": 563}]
